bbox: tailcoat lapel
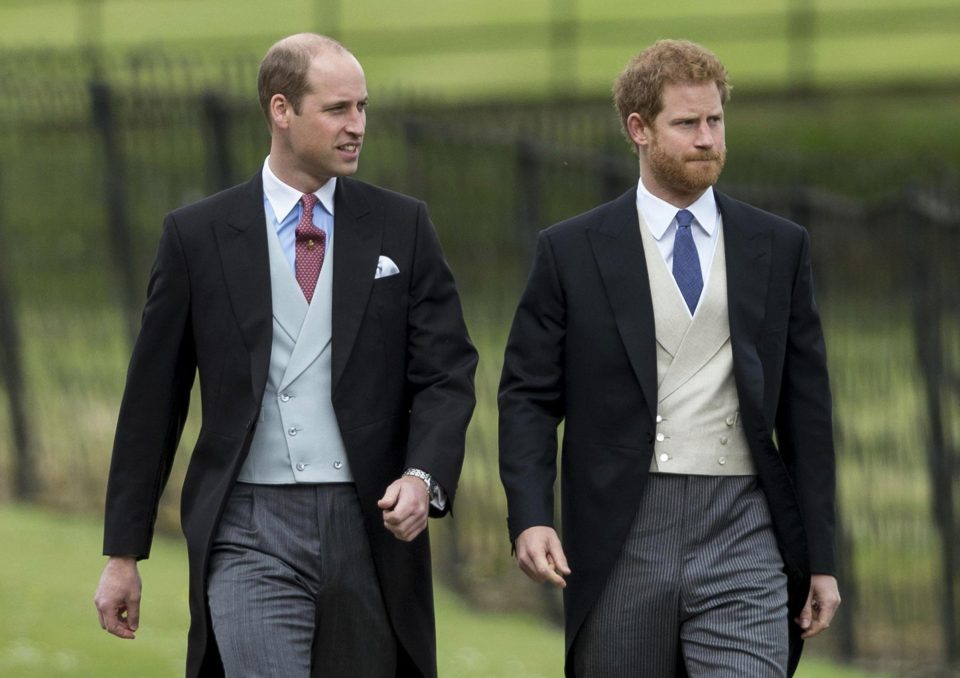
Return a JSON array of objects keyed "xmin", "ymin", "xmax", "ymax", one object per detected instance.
[
  {"xmin": 717, "ymin": 191, "xmax": 772, "ymax": 416},
  {"xmin": 331, "ymin": 178, "xmax": 381, "ymax": 393},
  {"xmin": 213, "ymin": 174, "xmax": 273, "ymax": 402},
  {"xmin": 586, "ymin": 190, "xmax": 658, "ymax": 417}
]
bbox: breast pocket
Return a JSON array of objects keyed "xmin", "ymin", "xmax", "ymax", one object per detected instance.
[{"xmin": 371, "ymin": 274, "xmax": 407, "ymax": 323}]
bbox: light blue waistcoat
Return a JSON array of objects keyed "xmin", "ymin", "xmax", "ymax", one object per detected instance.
[{"xmin": 237, "ymin": 217, "xmax": 354, "ymax": 483}]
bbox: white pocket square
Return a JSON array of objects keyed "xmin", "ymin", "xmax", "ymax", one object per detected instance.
[{"xmin": 375, "ymin": 255, "xmax": 400, "ymax": 279}]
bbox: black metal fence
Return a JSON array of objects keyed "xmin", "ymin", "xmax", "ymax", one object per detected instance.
[{"xmin": 0, "ymin": 51, "xmax": 957, "ymax": 674}]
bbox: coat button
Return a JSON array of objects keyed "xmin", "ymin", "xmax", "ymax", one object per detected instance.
[
  {"xmin": 656, "ymin": 433, "xmax": 664, "ymax": 442},
  {"xmin": 718, "ymin": 457, "xmax": 727, "ymax": 465},
  {"xmin": 280, "ymin": 393, "xmax": 291, "ymax": 402},
  {"xmin": 725, "ymin": 416, "xmax": 734, "ymax": 427},
  {"xmin": 295, "ymin": 462, "xmax": 306, "ymax": 471},
  {"xmin": 720, "ymin": 436, "xmax": 728, "ymax": 445},
  {"xmin": 659, "ymin": 453, "xmax": 669, "ymax": 463},
  {"xmin": 288, "ymin": 427, "xmax": 299, "ymax": 436},
  {"xmin": 333, "ymin": 460, "xmax": 343, "ymax": 469},
  {"xmin": 655, "ymin": 415, "xmax": 663, "ymax": 423}
]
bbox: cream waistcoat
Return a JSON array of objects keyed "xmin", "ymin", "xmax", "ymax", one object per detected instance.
[{"xmin": 637, "ymin": 209, "xmax": 756, "ymax": 475}]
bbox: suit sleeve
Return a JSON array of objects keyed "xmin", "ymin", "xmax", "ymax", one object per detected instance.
[
  {"xmin": 498, "ymin": 231, "xmax": 566, "ymax": 542},
  {"xmin": 402, "ymin": 202, "xmax": 478, "ymax": 514},
  {"xmin": 776, "ymin": 228, "xmax": 837, "ymax": 576},
  {"xmin": 102, "ymin": 215, "xmax": 196, "ymax": 559}
]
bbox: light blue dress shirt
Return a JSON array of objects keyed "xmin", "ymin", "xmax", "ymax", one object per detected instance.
[{"xmin": 261, "ymin": 158, "xmax": 336, "ymax": 274}]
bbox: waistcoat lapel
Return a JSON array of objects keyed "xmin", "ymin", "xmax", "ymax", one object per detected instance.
[
  {"xmin": 279, "ymin": 235, "xmax": 334, "ymax": 391},
  {"xmin": 657, "ymin": 226, "xmax": 731, "ymax": 401},
  {"xmin": 264, "ymin": 215, "xmax": 308, "ymax": 344}
]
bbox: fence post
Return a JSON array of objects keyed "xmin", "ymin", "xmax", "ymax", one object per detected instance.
[
  {"xmin": 314, "ymin": 0, "xmax": 341, "ymax": 39},
  {"xmin": 908, "ymin": 187, "xmax": 959, "ymax": 667},
  {"xmin": 515, "ymin": 141, "xmax": 542, "ymax": 261},
  {"xmin": 787, "ymin": 0, "xmax": 815, "ymax": 92},
  {"xmin": 0, "ymin": 167, "xmax": 38, "ymax": 501},
  {"xmin": 402, "ymin": 120, "xmax": 427, "ymax": 198},
  {"xmin": 601, "ymin": 155, "xmax": 628, "ymax": 203},
  {"xmin": 834, "ymin": 508, "xmax": 857, "ymax": 661},
  {"xmin": 549, "ymin": 0, "xmax": 578, "ymax": 95},
  {"xmin": 90, "ymin": 80, "xmax": 139, "ymax": 346},
  {"xmin": 787, "ymin": 186, "xmax": 862, "ymax": 659},
  {"xmin": 202, "ymin": 91, "xmax": 234, "ymax": 194}
]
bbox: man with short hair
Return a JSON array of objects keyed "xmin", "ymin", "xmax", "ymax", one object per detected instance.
[
  {"xmin": 499, "ymin": 39, "xmax": 840, "ymax": 677},
  {"xmin": 94, "ymin": 33, "xmax": 477, "ymax": 678}
]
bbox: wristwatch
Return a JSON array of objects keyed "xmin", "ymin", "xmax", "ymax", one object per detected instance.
[{"xmin": 403, "ymin": 468, "xmax": 440, "ymax": 503}]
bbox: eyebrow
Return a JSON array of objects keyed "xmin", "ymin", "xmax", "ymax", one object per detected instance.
[{"xmin": 323, "ymin": 96, "xmax": 369, "ymax": 107}]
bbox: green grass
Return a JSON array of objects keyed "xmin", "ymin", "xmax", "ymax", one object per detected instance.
[
  {"xmin": 0, "ymin": 503, "xmax": 886, "ymax": 677},
  {"xmin": 1, "ymin": 0, "xmax": 958, "ymax": 100}
]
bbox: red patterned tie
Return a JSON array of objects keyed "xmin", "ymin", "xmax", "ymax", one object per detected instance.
[{"xmin": 295, "ymin": 193, "xmax": 326, "ymax": 303}]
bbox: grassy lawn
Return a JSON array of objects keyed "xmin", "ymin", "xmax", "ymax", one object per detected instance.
[
  {"xmin": 1, "ymin": 0, "xmax": 958, "ymax": 99},
  {"xmin": 0, "ymin": 503, "xmax": 885, "ymax": 677}
]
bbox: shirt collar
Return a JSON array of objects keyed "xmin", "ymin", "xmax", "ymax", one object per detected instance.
[
  {"xmin": 262, "ymin": 157, "xmax": 337, "ymax": 223},
  {"xmin": 635, "ymin": 178, "xmax": 718, "ymax": 241}
]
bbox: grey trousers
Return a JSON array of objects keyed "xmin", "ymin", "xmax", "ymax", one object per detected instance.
[
  {"xmin": 207, "ymin": 482, "xmax": 396, "ymax": 678},
  {"xmin": 574, "ymin": 474, "xmax": 789, "ymax": 678}
]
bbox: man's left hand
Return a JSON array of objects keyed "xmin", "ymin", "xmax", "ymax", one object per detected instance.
[
  {"xmin": 377, "ymin": 476, "xmax": 430, "ymax": 542},
  {"xmin": 795, "ymin": 574, "xmax": 841, "ymax": 639}
]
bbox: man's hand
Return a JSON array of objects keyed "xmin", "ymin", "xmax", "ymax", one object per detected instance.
[
  {"xmin": 378, "ymin": 476, "xmax": 430, "ymax": 542},
  {"xmin": 515, "ymin": 526, "xmax": 571, "ymax": 589},
  {"xmin": 94, "ymin": 556, "xmax": 142, "ymax": 639},
  {"xmin": 795, "ymin": 574, "xmax": 841, "ymax": 639}
]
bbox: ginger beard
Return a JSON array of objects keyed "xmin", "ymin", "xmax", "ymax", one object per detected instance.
[{"xmin": 646, "ymin": 131, "xmax": 726, "ymax": 196}]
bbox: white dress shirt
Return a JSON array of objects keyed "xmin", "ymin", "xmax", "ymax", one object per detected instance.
[{"xmin": 635, "ymin": 178, "xmax": 722, "ymax": 296}]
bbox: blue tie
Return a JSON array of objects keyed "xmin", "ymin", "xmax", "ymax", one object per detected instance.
[{"xmin": 672, "ymin": 209, "xmax": 703, "ymax": 314}]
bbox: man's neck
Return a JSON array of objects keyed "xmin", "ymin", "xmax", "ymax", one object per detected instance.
[
  {"xmin": 266, "ymin": 154, "xmax": 331, "ymax": 195},
  {"xmin": 638, "ymin": 174, "xmax": 707, "ymax": 210}
]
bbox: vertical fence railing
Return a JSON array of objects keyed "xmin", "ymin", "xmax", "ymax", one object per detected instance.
[
  {"xmin": 90, "ymin": 80, "xmax": 139, "ymax": 346},
  {"xmin": 203, "ymin": 91, "xmax": 235, "ymax": 194},
  {"xmin": 909, "ymin": 187, "xmax": 960, "ymax": 667},
  {"xmin": 787, "ymin": 0, "xmax": 816, "ymax": 91},
  {"xmin": 0, "ymin": 166, "xmax": 36, "ymax": 501}
]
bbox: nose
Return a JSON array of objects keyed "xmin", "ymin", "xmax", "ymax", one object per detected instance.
[
  {"xmin": 346, "ymin": 108, "xmax": 365, "ymax": 137},
  {"xmin": 694, "ymin": 121, "xmax": 714, "ymax": 148}
]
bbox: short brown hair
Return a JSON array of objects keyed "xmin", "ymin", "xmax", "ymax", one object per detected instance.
[
  {"xmin": 257, "ymin": 33, "xmax": 350, "ymax": 125},
  {"xmin": 613, "ymin": 39, "xmax": 730, "ymax": 143}
]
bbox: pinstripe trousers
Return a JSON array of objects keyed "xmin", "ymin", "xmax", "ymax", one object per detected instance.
[
  {"xmin": 206, "ymin": 482, "xmax": 397, "ymax": 678},
  {"xmin": 573, "ymin": 474, "xmax": 789, "ymax": 677}
]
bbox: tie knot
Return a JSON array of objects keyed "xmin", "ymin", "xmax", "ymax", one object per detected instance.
[
  {"xmin": 301, "ymin": 193, "xmax": 319, "ymax": 213},
  {"xmin": 676, "ymin": 209, "xmax": 695, "ymax": 229}
]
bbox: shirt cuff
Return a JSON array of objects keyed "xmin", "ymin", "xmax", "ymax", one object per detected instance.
[{"xmin": 403, "ymin": 467, "xmax": 447, "ymax": 511}]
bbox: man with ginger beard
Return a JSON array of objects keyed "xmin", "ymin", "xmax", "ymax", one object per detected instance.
[
  {"xmin": 94, "ymin": 33, "xmax": 477, "ymax": 677},
  {"xmin": 499, "ymin": 39, "xmax": 839, "ymax": 677}
]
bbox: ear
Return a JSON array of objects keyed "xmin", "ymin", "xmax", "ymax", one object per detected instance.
[
  {"xmin": 269, "ymin": 94, "xmax": 291, "ymax": 130},
  {"xmin": 626, "ymin": 112, "xmax": 651, "ymax": 149}
]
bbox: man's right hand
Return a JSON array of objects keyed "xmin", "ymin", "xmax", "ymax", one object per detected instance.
[
  {"xmin": 94, "ymin": 556, "xmax": 142, "ymax": 639},
  {"xmin": 514, "ymin": 526, "xmax": 571, "ymax": 589}
]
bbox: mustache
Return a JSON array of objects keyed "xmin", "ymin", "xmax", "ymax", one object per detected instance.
[{"xmin": 684, "ymin": 152, "xmax": 724, "ymax": 162}]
